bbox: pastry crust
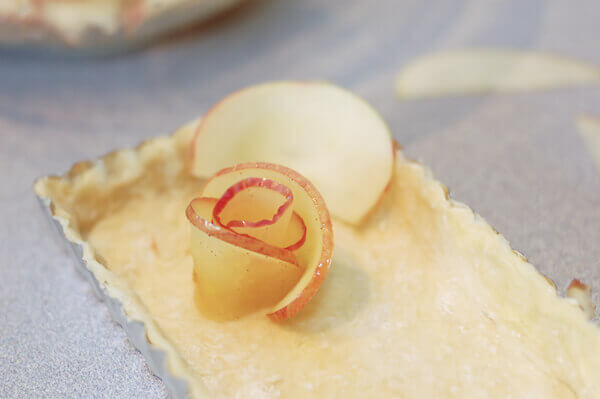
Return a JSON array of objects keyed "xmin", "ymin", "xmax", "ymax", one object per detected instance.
[
  {"xmin": 567, "ymin": 279, "xmax": 596, "ymax": 320},
  {"xmin": 34, "ymin": 121, "xmax": 600, "ymax": 398}
]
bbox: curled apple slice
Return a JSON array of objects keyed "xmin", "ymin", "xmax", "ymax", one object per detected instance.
[
  {"xmin": 212, "ymin": 177, "xmax": 306, "ymax": 249},
  {"xmin": 187, "ymin": 196, "xmax": 303, "ymax": 319},
  {"xmin": 191, "ymin": 81, "xmax": 394, "ymax": 225},
  {"xmin": 187, "ymin": 162, "xmax": 333, "ymax": 321}
]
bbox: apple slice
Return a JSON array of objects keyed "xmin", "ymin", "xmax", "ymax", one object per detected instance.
[
  {"xmin": 191, "ymin": 81, "xmax": 394, "ymax": 225},
  {"xmin": 212, "ymin": 177, "xmax": 306, "ymax": 249},
  {"xmin": 190, "ymin": 162, "xmax": 334, "ymax": 321},
  {"xmin": 186, "ymin": 195, "xmax": 304, "ymax": 319}
]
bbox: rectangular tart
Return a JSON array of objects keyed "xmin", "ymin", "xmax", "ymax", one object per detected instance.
[{"xmin": 34, "ymin": 121, "xmax": 600, "ymax": 398}]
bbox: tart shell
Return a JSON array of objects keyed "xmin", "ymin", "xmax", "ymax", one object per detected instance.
[{"xmin": 34, "ymin": 120, "xmax": 600, "ymax": 398}]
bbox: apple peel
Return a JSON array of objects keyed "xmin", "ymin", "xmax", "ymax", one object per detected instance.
[
  {"xmin": 187, "ymin": 162, "xmax": 333, "ymax": 321},
  {"xmin": 186, "ymin": 197, "xmax": 299, "ymax": 265},
  {"xmin": 212, "ymin": 177, "xmax": 306, "ymax": 250}
]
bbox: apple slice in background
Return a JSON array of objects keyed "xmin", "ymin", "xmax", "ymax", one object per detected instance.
[
  {"xmin": 191, "ymin": 81, "xmax": 395, "ymax": 225},
  {"xmin": 395, "ymin": 49, "xmax": 600, "ymax": 99}
]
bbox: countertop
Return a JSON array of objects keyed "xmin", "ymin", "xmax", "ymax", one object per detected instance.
[{"xmin": 1, "ymin": 0, "xmax": 599, "ymax": 397}]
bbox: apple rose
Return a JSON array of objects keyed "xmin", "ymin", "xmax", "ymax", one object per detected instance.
[{"xmin": 186, "ymin": 162, "xmax": 333, "ymax": 321}]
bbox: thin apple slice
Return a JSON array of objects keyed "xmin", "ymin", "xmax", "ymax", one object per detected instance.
[
  {"xmin": 229, "ymin": 211, "xmax": 307, "ymax": 250},
  {"xmin": 186, "ymin": 197, "xmax": 303, "ymax": 319},
  {"xmin": 201, "ymin": 162, "xmax": 333, "ymax": 321},
  {"xmin": 395, "ymin": 49, "xmax": 600, "ymax": 99},
  {"xmin": 191, "ymin": 81, "xmax": 394, "ymax": 225},
  {"xmin": 212, "ymin": 177, "xmax": 305, "ymax": 249}
]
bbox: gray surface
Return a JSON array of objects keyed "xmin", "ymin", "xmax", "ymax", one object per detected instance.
[{"xmin": 1, "ymin": 0, "xmax": 600, "ymax": 397}]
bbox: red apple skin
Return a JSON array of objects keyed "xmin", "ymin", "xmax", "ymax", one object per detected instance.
[
  {"xmin": 283, "ymin": 214, "xmax": 306, "ymax": 251},
  {"xmin": 212, "ymin": 177, "xmax": 293, "ymax": 229},
  {"xmin": 266, "ymin": 252, "xmax": 333, "ymax": 321},
  {"xmin": 186, "ymin": 198, "xmax": 298, "ymax": 266},
  {"xmin": 203, "ymin": 176, "xmax": 307, "ymax": 250},
  {"xmin": 568, "ymin": 279, "xmax": 588, "ymax": 290}
]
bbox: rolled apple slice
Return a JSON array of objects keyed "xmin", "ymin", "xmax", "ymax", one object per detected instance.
[
  {"xmin": 191, "ymin": 81, "xmax": 394, "ymax": 225},
  {"xmin": 212, "ymin": 177, "xmax": 306, "ymax": 249},
  {"xmin": 200, "ymin": 162, "xmax": 334, "ymax": 321},
  {"xmin": 186, "ymin": 196, "xmax": 304, "ymax": 319}
]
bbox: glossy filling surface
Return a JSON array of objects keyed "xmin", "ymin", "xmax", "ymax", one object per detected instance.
[{"xmin": 39, "ymin": 130, "xmax": 600, "ymax": 399}]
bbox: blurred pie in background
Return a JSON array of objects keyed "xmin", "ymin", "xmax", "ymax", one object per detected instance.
[{"xmin": 0, "ymin": 0, "xmax": 244, "ymax": 51}]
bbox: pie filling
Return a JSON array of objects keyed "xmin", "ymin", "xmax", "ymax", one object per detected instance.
[{"xmin": 37, "ymin": 127, "xmax": 600, "ymax": 399}]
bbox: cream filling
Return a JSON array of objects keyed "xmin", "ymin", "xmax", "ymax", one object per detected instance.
[{"xmin": 37, "ymin": 127, "xmax": 600, "ymax": 398}]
